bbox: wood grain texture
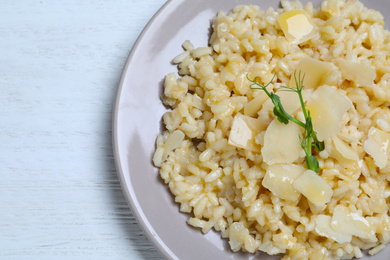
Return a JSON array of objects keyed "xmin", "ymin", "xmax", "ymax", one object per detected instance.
[{"xmin": 0, "ymin": 1, "xmax": 166, "ymax": 259}]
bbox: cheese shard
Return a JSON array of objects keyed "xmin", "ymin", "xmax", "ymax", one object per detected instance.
[
  {"xmin": 338, "ymin": 60, "xmax": 376, "ymax": 87},
  {"xmin": 293, "ymin": 170, "xmax": 333, "ymax": 206},
  {"xmin": 228, "ymin": 222, "xmax": 249, "ymax": 252},
  {"xmin": 262, "ymin": 119, "xmax": 303, "ymax": 164},
  {"xmin": 364, "ymin": 127, "xmax": 390, "ymax": 169},
  {"xmin": 153, "ymin": 130, "xmax": 185, "ymax": 166},
  {"xmin": 262, "ymin": 164, "xmax": 305, "ymax": 201},
  {"xmin": 369, "ymin": 198, "xmax": 387, "ymax": 213},
  {"xmin": 228, "ymin": 113, "xmax": 268, "ymax": 152},
  {"xmin": 289, "ymin": 57, "xmax": 334, "ymax": 89},
  {"xmin": 244, "ymin": 93, "xmax": 268, "ymax": 117},
  {"xmin": 306, "ymin": 85, "xmax": 352, "ymax": 141},
  {"xmin": 315, "ymin": 215, "xmax": 352, "ymax": 243},
  {"xmin": 330, "ymin": 205, "xmax": 376, "ymax": 240},
  {"xmin": 164, "ymin": 130, "xmax": 185, "ymax": 152},
  {"xmin": 331, "ymin": 136, "xmax": 359, "ymax": 162},
  {"xmin": 277, "ymin": 10, "xmax": 317, "ymax": 44},
  {"xmin": 262, "ymin": 88, "xmax": 312, "ymax": 115}
]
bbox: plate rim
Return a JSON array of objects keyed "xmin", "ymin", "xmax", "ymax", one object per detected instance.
[
  {"xmin": 111, "ymin": 0, "xmax": 390, "ymax": 259},
  {"xmin": 112, "ymin": 0, "xmax": 175, "ymax": 259}
]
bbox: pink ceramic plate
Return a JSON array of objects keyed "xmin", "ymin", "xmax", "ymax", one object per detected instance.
[{"xmin": 113, "ymin": 0, "xmax": 389, "ymax": 259}]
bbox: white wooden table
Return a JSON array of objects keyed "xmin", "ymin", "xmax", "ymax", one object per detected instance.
[{"xmin": 1, "ymin": 1, "xmax": 166, "ymax": 259}]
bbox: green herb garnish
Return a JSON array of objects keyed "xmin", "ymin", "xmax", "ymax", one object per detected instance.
[{"xmin": 247, "ymin": 71, "xmax": 324, "ymax": 173}]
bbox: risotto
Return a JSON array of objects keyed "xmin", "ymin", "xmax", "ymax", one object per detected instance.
[{"xmin": 153, "ymin": 0, "xmax": 390, "ymax": 259}]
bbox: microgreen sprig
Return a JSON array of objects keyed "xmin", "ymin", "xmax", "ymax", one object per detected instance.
[{"xmin": 247, "ymin": 71, "xmax": 324, "ymax": 173}]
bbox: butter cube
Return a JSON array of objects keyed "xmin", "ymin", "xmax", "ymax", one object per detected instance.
[
  {"xmin": 228, "ymin": 113, "xmax": 267, "ymax": 152},
  {"xmin": 293, "ymin": 170, "xmax": 333, "ymax": 206},
  {"xmin": 277, "ymin": 10, "xmax": 317, "ymax": 44}
]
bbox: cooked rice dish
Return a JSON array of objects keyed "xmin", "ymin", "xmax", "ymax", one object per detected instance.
[{"xmin": 153, "ymin": 0, "xmax": 390, "ymax": 258}]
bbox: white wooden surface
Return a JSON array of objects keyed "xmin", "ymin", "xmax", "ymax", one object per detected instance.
[{"xmin": 0, "ymin": 1, "xmax": 167, "ymax": 259}]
